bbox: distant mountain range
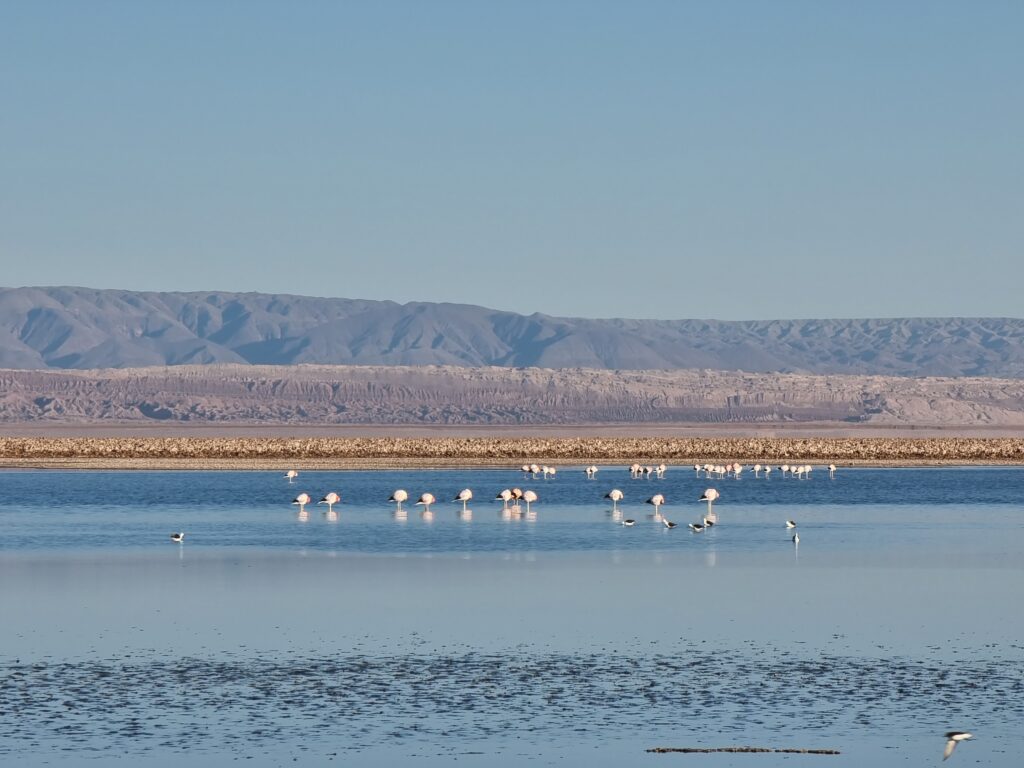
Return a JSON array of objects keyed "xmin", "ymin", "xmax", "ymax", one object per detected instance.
[{"xmin": 2, "ymin": 286, "xmax": 1024, "ymax": 377}]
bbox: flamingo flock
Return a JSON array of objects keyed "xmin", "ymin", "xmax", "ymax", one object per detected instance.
[{"xmin": 171, "ymin": 461, "xmax": 840, "ymax": 543}]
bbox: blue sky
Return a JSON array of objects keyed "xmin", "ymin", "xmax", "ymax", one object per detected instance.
[{"xmin": 1, "ymin": 1, "xmax": 1021, "ymax": 320}]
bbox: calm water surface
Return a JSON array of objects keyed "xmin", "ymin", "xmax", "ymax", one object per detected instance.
[{"xmin": 2, "ymin": 466, "xmax": 1023, "ymax": 766}]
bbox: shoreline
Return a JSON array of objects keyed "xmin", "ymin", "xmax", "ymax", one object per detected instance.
[{"xmin": 2, "ymin": 435, "xmax": 1024, "ymax": 469}]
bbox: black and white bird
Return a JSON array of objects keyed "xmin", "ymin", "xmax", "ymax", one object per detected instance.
[
  {"xmin": 786, "ymin": 520, "xmax": 797, "ymax": 529},
  {"xmin": 702, "ymin": 517, "xmax": 715, "ymax": 527},
  {"xmin": 170, "ymin": 532, "xmax": 185, "ymax": 543},
  {"xmin": 943, "ymin": 731, "xmax": 973, "ymax": 761},
  {"xmin": 663, "ymin": 518, "xmax": 678, "ymax": 529},
  {"xmin": 792, "ymin": 532, "xmax": 800, "ymax": 544},
  {"xmin": 621, "ymin": 519, "xmax": 636, "ymax": 527},
  {"xmin": 688, "ymin": 522, "xmax": 705, "ymax": 532}
]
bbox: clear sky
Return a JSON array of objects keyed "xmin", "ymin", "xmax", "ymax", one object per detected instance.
[{"xmin": 1, "ymin": 1, "xmax": 1021, "ymax": 320}]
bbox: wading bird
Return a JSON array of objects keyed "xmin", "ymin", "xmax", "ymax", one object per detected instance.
[
  {"xmin": 454, "ymin": 488, "xmax": 473, "ymax": 511},
  {"xmin": 318, "ymin": 492, "xmax": 340, "ymax": 514}
]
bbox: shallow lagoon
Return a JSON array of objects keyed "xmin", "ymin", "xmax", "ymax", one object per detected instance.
[{"xmin": 2, "ymin": 467, "xmax": 1023, "ymax": 766}]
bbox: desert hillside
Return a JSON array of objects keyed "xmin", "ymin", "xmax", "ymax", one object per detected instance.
[{"xmin": 4, "ymin": 364, "xmax": 1024, "ymax": 427}]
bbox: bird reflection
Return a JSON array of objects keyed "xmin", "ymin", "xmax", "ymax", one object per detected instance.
[{"xmin": 458, "ymin": 508, "xmax": 473, "ymax": 522}]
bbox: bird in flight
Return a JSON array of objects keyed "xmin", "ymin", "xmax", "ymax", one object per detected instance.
[{"xmin": 943, "ymin": 731, "xmax": 973, "ymax": 761}]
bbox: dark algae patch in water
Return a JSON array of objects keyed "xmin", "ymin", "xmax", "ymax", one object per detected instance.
[
  {"xmin": 2, "ymin": 647, "xmax": 1021, "ymax": 760},
  {"xmin": 647, "ymin": 746, "xmax": 841, "ymax": 754}
]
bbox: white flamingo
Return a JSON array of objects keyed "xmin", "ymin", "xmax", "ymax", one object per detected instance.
[
  {"xmin": 764, "ymin": 465, "xmax": 772, "ymax": 478},
  {"xmin": 781, "ymin": 464, "xmax": 790, "ymax": 477},
  {"xmin": 292, "ymin": 492, "xmax": 311, "ymax": 511},
  {"xmin": 523, "ymin": 490, "xmax": 538, "ymax": 514},
  {"xmin": 496, "ymin": 489, "xmax": 513, "ymax": 509},
  {"xmin": 416, "ymin": 493, "xmax": 436, "ymax": 512},
  {"xmin": 605, "ymin": 489, "xmax": 624, "ymax": 510},
  {"xmin": 389, "ymin": 489, "xmax": 409, "ymax": 511},
  {"xmin": 829, "ymin": 463, "xmax": 837, "ymax": 479},
  {"xmin": 754, "ymin": 463, "xmax": 762, "ymax": 478},
  {"xmin": 529, "ymin": 463, "xmax": 541, "ymax": 478},
  {"xmin": 454, "ymin": 488, "xmax": 473, "ymax": 511},
  {"xmin": 318, "ymin": 492, "xmax": 341, "ymax": 514},
  {"xmin": 284, "ymin": 470, "xmax": 298, "ymax": 483},
  {"xmin": 699, "ymin": 488, "xmax": 720, "ymax": 523},
  {"xmin": 585, "ymin": 465, "xmax": 598, "ymax": 478},
  {"xmin": 646, "ymin": 494, "xmax": 665, "ymax": 514}
]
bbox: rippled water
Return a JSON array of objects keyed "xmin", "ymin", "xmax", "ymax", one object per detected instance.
[{"xmin": 2, "ymin": 466, "xmax": 1023, "ymax": 766}]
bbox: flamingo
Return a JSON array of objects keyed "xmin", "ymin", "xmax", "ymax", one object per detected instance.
[
  {"xmin": 415, "ymin": 493, "xmax": 435, "ymax": 512},
  {"xmin": 585, "ymin": 465, "xmax": 598, "ymax": 478},
  {"xmin": 699, "ymin": 488, "xmax": 720, "ymax": 523},
  {"xmin": 693, "ymin": 463, "xmax": 702, "ymax": 476},
  {"xmin": 605, "ymin": 489, "xmax": 624, "ymax": 510},
  {"xmin": 764, "ymin": 465, "xmax": 772, "ymax": 478},
  {"xmin": 454, "ymin": 488, "xmax": 473, "ymax": 511},
  {"xmin": 389, "ymin": 489, "xmax": 408, "ymax": 511},
  {"xmin": 522, "ymin": 490, "xmax": 538, "ymax": 514},
  {"xmin": 646, "ymin": 494, "xmax": 665, "ymax": 514},
  {"xmin": 318, "ymin": 492, "xmax": 341, "ymax": 514},
  {"xmin": 656, "ymin": 463, "xmax": 667, "ymax": 478},
  {"xmin": 284, "ymin": 470, "xmax": 298, "ymax": 483},
  {"xmin": 529, "ymin": 463, "xmax": 541, "ymax": 478},
  {"xmin": 754, "ymin": 463, "xmax": 762, "ymax": 478},
  {"xmin": 496, "ymin": 489, "xmax": 513, "ymax": 509},
  {"xmin": 170, "ymin": 532, "xmax": 184, "ymax": 543},
  {"xmin": 829, "ymin": 463, "xmax": 837, "ymax": 479},
  {"xmin": 292, "ymin": 492, "xmax": 311, "ymax": 511},
  {"xmin": 781, "ymin": 464, "xmax": 790, "ymax": 477}
]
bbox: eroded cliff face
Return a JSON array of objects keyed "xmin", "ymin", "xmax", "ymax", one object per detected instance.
[{"xmin": 3, "ymin": 365, "xmax": 1024, "ymax": 426}]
